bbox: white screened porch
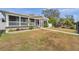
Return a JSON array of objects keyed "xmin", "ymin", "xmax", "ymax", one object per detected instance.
[{"xmin": 6, "ymin": 15, "xmax": 41, "ymax": 28}]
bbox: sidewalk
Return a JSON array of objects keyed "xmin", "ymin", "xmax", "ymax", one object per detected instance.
[
  {"xmin": 7, "ymin": 28, "xmax": 79, "ymax": 36},
  {"xmin": 42, "ymin": 28, "xmax": 79, "ymax": 36},
  {"xmin": 7, "ymin": 29, "xmax": 40, "ymax": 34}
]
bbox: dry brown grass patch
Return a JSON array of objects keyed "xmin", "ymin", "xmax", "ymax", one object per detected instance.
[{"xmin": 0, "ymin": 29, "xmax": 79, "ymax": 51}]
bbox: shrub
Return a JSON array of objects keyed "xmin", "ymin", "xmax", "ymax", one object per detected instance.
[
  {"xmin": 16, "ymin": 28, "xmax": 20, "ymax": 31},
  {"xmin": 48, "ymin": 17, "xmax": 57, "ymax": 27},
  {"xmin": 44, "ymin": 21, "xmax": 48, "ymax": 27},
  {"xmin": 0, "ymin": 30, "xmax": 5, "ymax": 37},
  {"xmin": 29, "ymin": 26, "xmax": 34, "ymax": 29},
  {"xmin": 70, "ymin": 25, "xmax": 76, "ymax": 29}
]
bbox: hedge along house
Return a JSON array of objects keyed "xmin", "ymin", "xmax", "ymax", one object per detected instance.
[{"xmin": 0, "ymin": 10, "xmax": 48, "ymax": 32}]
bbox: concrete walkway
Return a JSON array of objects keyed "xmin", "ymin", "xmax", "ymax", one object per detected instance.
[
  {"xmin": 7, "ymin": 29, "xmax": 40, "ymax": 34},
  {"xmin": 42, "ymin": 28, "xmax": 79, "ymax": 36},
  {"xmin": 7, "ymin": 28, "xmax": 79, "ymax": 36}
]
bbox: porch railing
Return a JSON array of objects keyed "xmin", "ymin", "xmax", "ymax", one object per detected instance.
[
  {"xmin": 29, "ymin": 22, "xmax": 35, "ymax": 26},
  {"xmin": 9, "ymin": 21, "xmax": 40, "ymax": 27},
  {"xmin": 9, "ymin": 21, "xmax": 19, "ymax": 27},
  {"xmin": 21, "ymin": 22, "xmax": 28, "ymax": 26},
  {"xmin": 9, "ymin": 21, "xmax": 28, "ymax": 27}
]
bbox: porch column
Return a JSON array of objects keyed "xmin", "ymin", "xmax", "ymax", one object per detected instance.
[
  {"xmin": 33, "ymin": 19, "xmax": 35, "ymax": 27},
  {"xmin": 39, "ymin": 19, "xmax": 41, "ymax": 27},
  {"xmin": 28, "ymin": 17, "xmax": 30, "ymax": 27},
  {"xmin": 5, "ymin": 15, "xmax": 9, "ymax": 33},
  {"xmin": 40, "ymin": 20, "xmax": 43, "ymax": 28},
  {"xmin": 19, "ymin": 16, "xmax": 21, "ymax": 26},
  {"xmin": 6, "ymin": 14, "xmax": 9, "ymax": 27},
  {"xmin": 35, "ymin": 20, "xmax": 36, "ymax": 27}
]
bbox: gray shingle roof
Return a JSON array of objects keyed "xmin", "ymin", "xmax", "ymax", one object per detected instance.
[{"xmin": 0, "ymin": 10, "xmax": 45, "ymax": 18}]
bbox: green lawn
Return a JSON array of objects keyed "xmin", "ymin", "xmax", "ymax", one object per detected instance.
[{"xmin": 0, "ymin": 29, "xmax": 79, "ymax": 51}]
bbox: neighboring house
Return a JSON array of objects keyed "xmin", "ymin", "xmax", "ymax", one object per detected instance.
[{"xmin": 0, "ymin": 10, "xmax": 48, "ymax": 32}]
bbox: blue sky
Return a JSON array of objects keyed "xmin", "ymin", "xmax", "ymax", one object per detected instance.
[{"xmin": 0, "ymin": 8, "xmax": 79, "ymax": 22}]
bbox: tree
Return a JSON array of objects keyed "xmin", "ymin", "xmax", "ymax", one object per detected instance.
[
  {"xmin": 65, "ymin": 15, "xmax": 75, "ymax": 24},
  {"xmin": 64, "ymin": 19, "xmax": 73, "ymax": 26},
  {"xmin": 64, "ymin": 16, "xmax": 75, "ymax": 29},
  {"xmin": 44, "ymin": 21, "xmax": 48, "ymax": 27},
  {"xmin": 57, "ymin": 18, "xmax": 65, "ymax": 27},
  {"xmin": 42, "ymin": 9, "xmax": 60, "ymax": 27},
  {"xmin": 42, "ymin": 9, "xmax": 60, "ymax": 18}
]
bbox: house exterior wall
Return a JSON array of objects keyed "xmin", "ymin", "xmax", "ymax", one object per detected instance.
[
  {"xmin": 6, "ymin": 14, "xmax": 9, "ymax": 27},
  {"xmin": 0, "ymin": 11, "xmax": 48, "ymax": 32},
  {"xmin": 0, "ymin": 19, "xmax": 6, "ymax": 30},
  {"xmin": 0, "ymin": 12, "xmax": 6, "ymax": 30},
  {"xmin": 5, "ymin": 13, "xmax": 44, "ymax": 28}
]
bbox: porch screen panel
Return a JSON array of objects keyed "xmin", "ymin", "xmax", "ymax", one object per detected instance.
[
  {"xmin": 30, "ymin": 19, "xmax": 35, "ymax": 26},
  {"xmin": 21, "ymin": 17, "xmax": 28, "ymax": 26},
  {"xmin": 9, "ymin": 15, "xmax": 19, "ymax": 27}
]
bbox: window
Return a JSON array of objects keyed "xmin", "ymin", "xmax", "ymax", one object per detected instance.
[{"xmin": 2, "ymin": 18, "xmax": 6, "ymax": 22}]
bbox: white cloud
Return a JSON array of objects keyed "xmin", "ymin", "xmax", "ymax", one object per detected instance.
[
  {"xmin": 59, "ymin": 8, "xmax": 79, "ymax": 22},
  {"xmin": 59, "ymin": 8, "xmax": 79, "ymax": 14}
]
